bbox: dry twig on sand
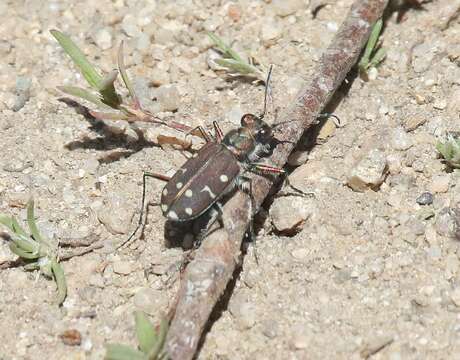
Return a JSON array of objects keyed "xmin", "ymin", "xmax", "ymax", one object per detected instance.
[{"xmin": 165, "ymin": 0, "xmax": 390, "ymax": 358}]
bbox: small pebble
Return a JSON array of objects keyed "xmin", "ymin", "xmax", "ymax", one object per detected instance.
[
  {"xmin": 121, "ymin": 14, "xmax": 141, "ymax": 37},
  {"xmin": 261, "ymin": 320, "xmax": 279, "ymax": 339},
  {"xmin": 424, "ymin": 224, "xmax": 438, "ymax": 245},
  {"xmin": 435, "ymin": 207, "xmax": 457, "ymax": 237},
  {"xmin": 426, "ymin": 246, "xmax": 442, "ymax": 259},
  {"xmin": 97, "ymin": 196, "xmax": 130, "ymax": 235},
  {"xmin": 12, "ymin": 77, "xmax": 32, "ymax": 112},
  {"xmin": 433, "ymin": 99, "xmax": 447, "ymax": 110},
  {"xmin": 133, "ymin": 288, "xmax": 162, "ymax": 314},
  {"xmin": 404, "ymin": 117, "xmax": 426, "ymax": 132},
  {"xmin": 347, "ymin": 149, "xmax": 388, "ymax": 192},
  {"xmin": 416, "ymin": 192, "xmax": 433, "ymax": 205},
  {"xmin": 451, "ymin": 288, "xmax": 460, "ymax": 307},
  {"xmin": 59, "ymin": 329, "xmax": 82, "ymax": 346},
  {"xmin": 272, "ymin": 0, "xmax": 304, "ymax": 16},
  {"xmin": 155, "ymin": 84, "xmax": 180, "ymax": 112},
  {"xmin": 83, "ymin": 158, "xmax": 99, "ymax": 175},
  {"xmin": 290, "ymin": 325, "xmax": 311, "ymax": 350},
  {"xmin": 112, "ymin": 260, "xmax": 134, "ymax": 275},
  {"xmin": 291, "ymin": 248, "xmax": 310, "ymax": 260},
  {"xmin": 261, "ymin": 19, "xmax": 282, "ymax": 44},
  {"xmin": 229, "ymin": 297, "xmax": 257, "ymax": 330},
  {"xmin": 88, "ymin": 273, "xmax": 105, "ymax": 288},
  {"xmin": 411, "ymin": 42, "xmax": 436, "ymax": 73},
  {"xmin": 93, "ymin": 28, "xmax": 112, "ymax": 50},
  {"xmin": 270, "ymin": 196, "xmax": 315, "ymax": 235},
  {"xmin": 136, "ymin": 32, "xmax": 150, "ymax": 52},
  {"xmin": 429, "ymin": 175, "xmax": 450, "ymax": 193},
  {"xmin": 226, "ymin": 105, "xmax": 244, "ymax": 125},
  {"xmin": 391, "ymin": 128, "xmax": 413, "ymax": 151}
]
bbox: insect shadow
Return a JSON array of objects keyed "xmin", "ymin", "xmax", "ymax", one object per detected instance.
[{"xmin": 59, "ymin": 98, "xmax": 157, "ymax": 164}]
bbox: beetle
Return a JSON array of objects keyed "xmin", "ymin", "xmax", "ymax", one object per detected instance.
[
  {"xmin": 160, "ymin": 112, "xmax": 282, "ymax": 222},
  {"xmin": 121, "ymin": 66, "xmax": 283, "ymax": 248}
]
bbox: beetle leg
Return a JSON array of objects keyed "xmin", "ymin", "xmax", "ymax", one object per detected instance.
[
  {"xmin": 117, "ymin": 171, "xmax": 171, "ymax": 249},
  {"xmin": 236, "ymin": 175, "xmax": 259, "ymax": 264},
  {"xmin": 185, "ymin": 125, "xmax": 212, "ymax": 143},
  {"xmin": 248, "ymin": 163, "xmax": 285, "ymax": 175},
  {"xmin": 193, "ymin": 202, "xmax": 224, "ymax": 247},
  {"xmin": 213, "ymin": 121, "xmax": 224, "ymax": 143}
]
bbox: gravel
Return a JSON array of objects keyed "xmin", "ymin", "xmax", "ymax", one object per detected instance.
[{"xmin": 1, "ymin": 1, "xmax": 460, "ymax": 359}]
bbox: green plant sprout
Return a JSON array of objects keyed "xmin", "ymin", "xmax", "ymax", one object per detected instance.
[
  {"xmin": 207, "ymin": 32, "xmax": 267, "ymax": 82},
  {"xmin": 51, "ymin": 30, "xmax": 182, "ymax": 128},
  {"xmin": 436, "ymin": 134, "xmax": 460, "ymax": 169},
  {"xmin": 358, "ymin": 18, "xmax": 386, "ymax": 76},
  {"xmin": 0, "ymin": 199, "xmax": 67, "ymax": 305},
  {"xmin": 105, "ymin": 311, "xmax": 168, "ymax": 360}
]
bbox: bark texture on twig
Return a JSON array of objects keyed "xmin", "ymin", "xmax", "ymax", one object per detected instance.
[{"xmin": 166, "ymin": 0, "xmax": 389, "ymax": 358}]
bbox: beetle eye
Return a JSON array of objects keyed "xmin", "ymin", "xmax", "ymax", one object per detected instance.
[{"xmin": 241, "ymin": 114, "xmax": 256, "ymax": 127}]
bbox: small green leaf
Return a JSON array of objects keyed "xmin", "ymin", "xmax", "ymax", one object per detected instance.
[
  {"xmin": 57, "ymin": 86, "xmax": 107, "ymax": 108},
  {"xmin": 27, "ymin": 199, "xmax": 44, "ymax": 243},
  {"xmin": 134, "ymin": 311, "xmax": 157, "ymax": 354},
  {"xmin": 98, "ymin": 70, "xmax": 122, "ymax": 108},
  {"xmin": 147, "ymin": 318, "xmax": 168, "ymax": 359},
  {"xmin": 207, "ymin": 32, "xmax": 243, "ymax": 62},
  {"xmin": 51, "ymin": 259, "xmax": 67, "ymax": 305},
  {"xmin": 51, "ymin": 29, "xmax": 103, "ymax": 89},
  {"xmin": 118, "ymin": 41, "xmax": 138, "ymax": 104},
  {"xmin": 369, "ymin": 48, "xmax": 386, "ymax": 68},
  {"xmin": 359, "ymin": 19, "xmax": 384, "ymax": 71},
  {"xmin": 215, "ymin": 58, "xmax": 256, "ymax": 75},
  {"xmin": 0, "ymin": 215, "xmax": 14, "ymax": 232},
  {"xmin": 105, "ymin": 344, "xmax": 148, "ymax": 360},
  {"xmin": 9, "ymin": 242, "xmax": 39, "ymax": 259},
  {"xmin": 437, "ymin": 135, "xmax": 460, "ymax": 168},
  {"xmin": 11, "ymin": 217, "xmax": 28, "ymax": 238},
  {"xmin": 11, "ymin": 234, "xmax": 39, "ymax": 254}
]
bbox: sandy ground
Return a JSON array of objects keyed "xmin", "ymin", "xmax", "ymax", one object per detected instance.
[{"xmin": 1, "ymin": 0, "xmax": 460, "ymax": 359}]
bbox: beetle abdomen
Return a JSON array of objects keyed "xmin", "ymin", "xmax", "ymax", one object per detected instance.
[{"xmin": 161, "ymin": 143, "xmax": 240, "ymax": 221}]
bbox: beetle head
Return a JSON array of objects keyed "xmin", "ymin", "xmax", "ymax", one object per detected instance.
[{"xmin": 241, "ymin": 113, "xmax": 273, "ymax": 144}]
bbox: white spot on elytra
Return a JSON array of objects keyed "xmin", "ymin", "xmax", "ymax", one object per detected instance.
[
  {"xmin": 185, "ymin": 189, "xmax": 193, "ymax": 198},
  {"xmin": 185, "ymin": 208, "xmax": 193, "ymax": 215},
  {"xmin": 162, "ymin": 188, "xmax": 168, "ymax": 196},
  {"xmin": 161, "ymin": 204, "xmax": 168, "ymax": 212},
  {"xmin": 220, "ymin": 174, "xmax": 229, "ymax": 182},
  {"xmin": 201, "ymin": 185, "xmax": 216, "ymax": 199},
  {"xmin": 192, "ymin": 153, "xmax": 198, "ymax": 158},
  {"xmin": 176, "ymin": 182, "xmax": 183, "ymax": 189},
  {"xmin": 168, "ymin": 211, "xmax": 178, "ymax": 220}
]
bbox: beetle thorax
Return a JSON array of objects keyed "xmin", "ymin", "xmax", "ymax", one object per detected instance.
[{"xmin": 222, "ymin": 128, "xmax": 256, "ymax": 161}]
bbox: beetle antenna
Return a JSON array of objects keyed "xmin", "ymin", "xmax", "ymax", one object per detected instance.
[{"xmin": 260, "ymin": 65, "xmax": 274, "ymax": 120}]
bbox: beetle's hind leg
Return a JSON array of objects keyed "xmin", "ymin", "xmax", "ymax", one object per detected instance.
[
  {"xmin": 235, "ymin": 175, "xmax": 260, "ymax": 263},
  {"xmin": 192, "ymin": 202, "xmax": 224, "ymax": 248},
  {"xmin": 118, "ymin": 171, "xmax": 171, "ymax": 250}
]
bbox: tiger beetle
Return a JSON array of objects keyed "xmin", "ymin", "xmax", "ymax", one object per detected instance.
[
  {"xmin": 121, "ymin": 66, "xmax": 340, "ymax": 249},
  {"xmin": 121, "ymin": 66, "xmax": 283, "ymax": 248}
]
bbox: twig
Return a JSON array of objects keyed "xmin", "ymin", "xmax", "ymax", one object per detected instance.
[
  {"xmin": 58, "ymin": 241, "xmax": 104, "ymax": 261},
  {"xmin": 165, "ymin": 0, "xmax": 389, "ymax": 358}
]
